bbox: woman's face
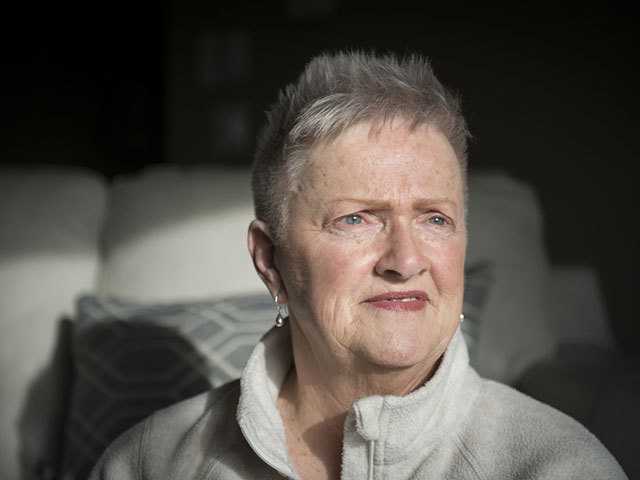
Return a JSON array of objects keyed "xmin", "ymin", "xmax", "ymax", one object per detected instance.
[{"xmin": 275, "ymin": 119, "xmax": 466, "ymax": 371}]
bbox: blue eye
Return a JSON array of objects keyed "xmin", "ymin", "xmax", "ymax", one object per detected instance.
[
  {"xmin": 429, "ymin": 215, "xmax": 448, "ymax": 226},
  {"xmin": 344, "ymin": 214, "xmax": 363, "ymax": 225}
]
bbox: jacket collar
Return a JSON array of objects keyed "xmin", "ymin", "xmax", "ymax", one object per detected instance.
[{"xmin": 237, "ymin": 325, "xmax": 476, "ymax": 476}]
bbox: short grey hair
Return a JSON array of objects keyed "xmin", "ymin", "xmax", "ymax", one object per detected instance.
[{"xmin": 251, "ymin": 51, "xmax": 470, "ymax": 243}]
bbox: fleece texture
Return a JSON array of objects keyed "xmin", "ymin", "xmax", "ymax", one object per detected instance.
[{"xmin": 90, "ymin": 326, "xmax": 627, "ymax": 479}]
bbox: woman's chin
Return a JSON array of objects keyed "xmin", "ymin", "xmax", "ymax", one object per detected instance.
[
  {"xmin": 352, "ymin": 321, "xmax": 455, "ymax": 372},
  {"xmin": 354, "ymin": 335, "xmax": 436, "ymax": 372}
]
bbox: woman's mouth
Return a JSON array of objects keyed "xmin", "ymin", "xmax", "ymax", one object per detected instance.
[{"xmin": 363, "ymin": 290, "xmax": 428, "ymax": 311}]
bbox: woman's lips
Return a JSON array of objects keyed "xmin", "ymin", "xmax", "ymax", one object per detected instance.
[{"xmin": 364, "ymin": 290, "xmax": 428, "ymax": 312}]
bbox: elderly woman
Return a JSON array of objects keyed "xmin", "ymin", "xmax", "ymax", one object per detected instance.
[{"xmin": 91, "ymin": 52, "xmax": 626, "ymax": 479}]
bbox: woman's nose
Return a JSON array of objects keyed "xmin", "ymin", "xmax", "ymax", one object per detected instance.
[{"xmin": 374, "ymin": 223, "xmax": 429, "ymax": 280}]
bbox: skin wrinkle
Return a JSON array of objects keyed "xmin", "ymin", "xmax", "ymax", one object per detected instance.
[{"xmin": 248, "ymin": 118, "xmax": 466, "ymax": 479}]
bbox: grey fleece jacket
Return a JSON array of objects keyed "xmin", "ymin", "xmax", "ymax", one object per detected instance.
[{"xmin": 90, "ymin": 326, "xmax": 627, "ymax": 479}]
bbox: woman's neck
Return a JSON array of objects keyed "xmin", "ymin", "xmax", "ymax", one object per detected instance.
[
  {"xmin": 276, "ymin": 323, "xmax": 442, "ymax": 479},
  {"xmin": 278, "ymin": 368, "xmax": 345, "ymax": 480}
]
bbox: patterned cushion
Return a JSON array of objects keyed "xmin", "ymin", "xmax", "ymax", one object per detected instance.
[
  {"xmin": 461, "ymin": 261, "xmax": 495, "ymax": 362},
  {"xmin": 60, "ymin": 293, "xmax": 274, "ymax": 480},
  {"xmin": 60, "ymin": 268, "xmax": 493, "ymax": 480}
]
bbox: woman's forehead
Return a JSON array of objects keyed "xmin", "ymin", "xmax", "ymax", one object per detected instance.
[{"xmin": 300, "ymin": 121, "xmax": 463, "ymax": 201}]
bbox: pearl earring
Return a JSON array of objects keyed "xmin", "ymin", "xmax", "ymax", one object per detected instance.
[
  {"xmin": 459, "ymin": 313, "xmax": 465, "ymax": 322},
  {"xmin": 274, "ymin": 293, "xmax": 287, "ymax": 328}
]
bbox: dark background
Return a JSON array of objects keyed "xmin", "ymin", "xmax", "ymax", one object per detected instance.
[{"xmin": 3, "ymin": 1, "xmax": 637, "ymax": 350}]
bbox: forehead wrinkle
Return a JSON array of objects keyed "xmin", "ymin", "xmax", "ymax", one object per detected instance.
[
  {"xmin": 301, "ymin": 160, "xmax": 459, "ymax": 207},
  {"xmin": 297, "ymin": 120, "xmax": 463, "ymax": 208}
]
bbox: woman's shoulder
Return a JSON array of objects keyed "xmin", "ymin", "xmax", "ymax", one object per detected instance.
[
  {"xmin": 89, "ymin": 380, "xmax": 243, "ymax": 480},
  {"xmin": 456, "ymin": 378, "xmax": 627, "ymax": 479},
  {"xmin": 151, "ymin": 378, "xmax": 242, "ymax": 432}
]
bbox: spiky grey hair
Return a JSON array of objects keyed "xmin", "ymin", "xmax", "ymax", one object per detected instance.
[{"xmin": 251, "ymin": 51, "xmax": 470, "ymax": 244}]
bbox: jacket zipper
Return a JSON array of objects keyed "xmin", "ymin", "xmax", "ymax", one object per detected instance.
[{"xmin": 368, "ymin": 440, "xmax": 375, "ymax": 480}]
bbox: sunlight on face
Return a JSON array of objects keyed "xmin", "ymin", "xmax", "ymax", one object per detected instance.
[{"xmin": 277, "ymin": 119, "xmax": 466, "ymax": 372}]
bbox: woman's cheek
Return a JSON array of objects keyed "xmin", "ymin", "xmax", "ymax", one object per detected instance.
[
  {"xmin": 432, "ymin": 239, "xmax": 466, "ymax": 293},
  {"xmin": 331, "ymin": 241, "xmax": 378, "ymax": 278}
]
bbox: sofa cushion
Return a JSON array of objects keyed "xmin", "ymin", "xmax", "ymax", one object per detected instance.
[
  {"xmin": 0, "ymin": 167, "xmax": 106, "ymax": 480},
  {"xmin": 461, "ymin": 260, "xmax": 494, "ymax": 363},
  {"xmin": 61, "ymin": 293, "xmax": 274, "ymax": 480},
  {"xmin": 466, "ymin": 171, "xmax": 556, "ymax": 384},
  {"xmin": 97, "ymin": 166, "xmax": 263, "ymax": 302}
]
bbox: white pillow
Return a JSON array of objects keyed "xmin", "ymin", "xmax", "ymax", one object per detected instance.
[
  {"xmin": 98, "ymin": 166, "xmax": 264, "ymax": 302},
  {"xmin": 0, "ymin": 167, "xmax": 106, "ymax": 479},
  {"xmin": 466, "ymin": 171, "xmax": 556, "ymax": 384}
]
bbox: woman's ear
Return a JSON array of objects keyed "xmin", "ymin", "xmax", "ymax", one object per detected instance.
[{"xmin": 247, "ymin": 220, "xmax": 287, "ymax": 302}]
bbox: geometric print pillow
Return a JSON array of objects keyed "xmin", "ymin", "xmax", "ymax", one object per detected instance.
[
  {"xmin": 461, "ymin": 260, "xmax": 495, "ymax": 365},
  {"xmin": 60, "ymin": 293, "xmax": 274, "ymax": 480}
]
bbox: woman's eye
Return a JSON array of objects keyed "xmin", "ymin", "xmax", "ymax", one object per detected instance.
[
  {"xmin": 343, "ymin": 214, "xmax": 364, "ymax": 225},
  {"xmin": 428, "ymin": 215, "xmax": 449, "ymax": 226}
]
